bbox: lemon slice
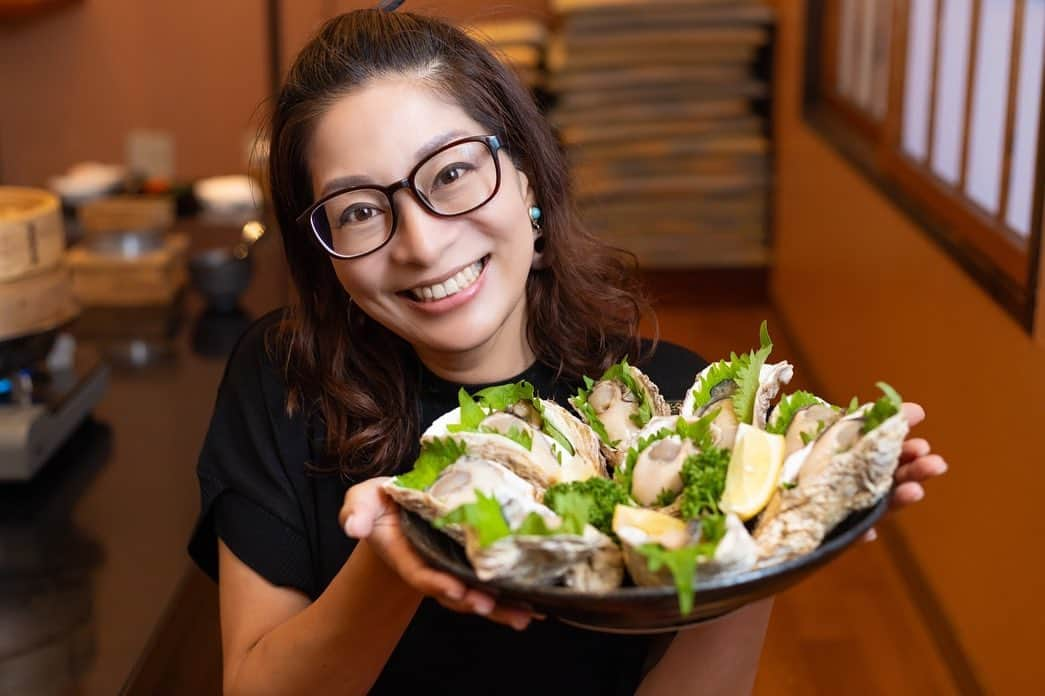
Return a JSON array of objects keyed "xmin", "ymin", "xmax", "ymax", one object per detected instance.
[
  {"xmin": 612, "ymin": 504, "xmax": 686, "ymax": 538},
  {"xmin": 719, "ymin": 424, "xmax": 786, "ymax": 520}
]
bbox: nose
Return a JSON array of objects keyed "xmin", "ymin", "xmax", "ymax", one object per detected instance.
[{"xmin": 387, "ymin": 191, "xmax": 455, "ymax": 267}]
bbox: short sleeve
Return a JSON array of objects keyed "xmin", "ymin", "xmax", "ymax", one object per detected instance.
[
  {"xmin": 187, "ymin": 310, "xmax": 316, "ymax": 597},
  {"xmin": 637, "ymin": 339, "xmax": 708, "ymax": 403}
]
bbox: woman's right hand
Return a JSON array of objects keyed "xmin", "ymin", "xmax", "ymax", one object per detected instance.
[{"xmin": 338, "ymin": 477, "xmax": 535, "ymax": 631}]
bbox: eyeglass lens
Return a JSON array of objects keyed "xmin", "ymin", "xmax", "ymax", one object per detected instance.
[{"xmin": 311, "ymin": 139, "xmax": 498, "ymax": 257}]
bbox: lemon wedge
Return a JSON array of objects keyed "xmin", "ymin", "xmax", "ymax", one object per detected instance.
[
  {"xmin": 612, "ymin": 505, "xmax": 686, "ymax": 538},
  {"xmin": 719, "ymin": 423, "xmax": 786, "ymax": 520}
]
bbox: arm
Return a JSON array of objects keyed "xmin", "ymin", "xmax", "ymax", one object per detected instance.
[
  {"xmin": 219, "ymin": 478, "xmax": 534, "ymax": 695},
  {"xmin": 636, "ymin": 598, "xmax": 773, "ymax": 696}
]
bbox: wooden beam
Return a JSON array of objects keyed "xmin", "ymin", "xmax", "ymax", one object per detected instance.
[
  {"xmin": 959, "ymin": 0, "xmax": 982, "ymax": 192},
  {"xmin": 926, "ymin": 0, "xmax": 944, "ymax": 166},
  {"xmin": 997, "ymin": 0, "xmax": 1026, "ymax": 228}
]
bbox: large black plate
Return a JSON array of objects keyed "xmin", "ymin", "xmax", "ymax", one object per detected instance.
[{"xmin": 401, "ymin": 495, "xmax": 889, "ymax": 633}]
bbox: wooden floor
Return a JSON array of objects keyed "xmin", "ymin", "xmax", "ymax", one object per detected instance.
[{"xmin": 128, "ymin": 272, "xmax": 964, "ymax": 695}]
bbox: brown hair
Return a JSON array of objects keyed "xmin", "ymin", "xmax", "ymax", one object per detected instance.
[{"xmin": 268, "ymin": 9, "xmax": 653, "ymax": 480}]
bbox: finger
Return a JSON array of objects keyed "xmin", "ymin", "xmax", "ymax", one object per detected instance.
[
  {"xmin": 900, "ymin": 438, "xmax": 931, "ymax": 463},
  {"xmin": 861, "ymin": 527, "xmax": 878, "ymax": 543},
  {"xmin": 895, "ymin": 455, "xmax": 948, "ymax": 483},
  {"xmin": 902, "ymin": 402, "xmax": 926, "ymax": 429},
  {"xmin": 890, "ymin": 481, "xmax": 925, "ymax": 509},
  {"xmin": 435, "ymin": 596, "xmax": 534, "ymax": 631},
  {"xmin": 339, "ymin": 477, "xmax": 395, "ymax": 538}
]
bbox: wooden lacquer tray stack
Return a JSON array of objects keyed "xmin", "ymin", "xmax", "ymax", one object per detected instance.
[{"xmin": 548, "ymin": 0, "xmax": 774, "ymax": 268}]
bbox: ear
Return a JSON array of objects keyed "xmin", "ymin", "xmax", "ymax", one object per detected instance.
[{"xmin": 514, "ymin": 167, "xmax": 535, "ymax": 208}]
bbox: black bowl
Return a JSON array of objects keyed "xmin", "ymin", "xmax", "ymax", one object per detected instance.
[{"xmin": 401, "ymin": 495, "xmax": 889, "ymax": 634}]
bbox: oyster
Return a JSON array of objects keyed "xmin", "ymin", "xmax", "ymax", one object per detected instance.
[
  {"xmin": 383, "ymin": 456, "xmax": 543, "ymax": 544},
  {"xmin": 681, "ymin": 360, "xmax": 794, "ymax": 438},
  {"xmin": 754, "ymin": 407, "xmax": 909, "ymax": 566},
  {"xmin": 423, "ymin": 382, "xmax": 606, "ymax": 492},
  {"xmin": 616, "ymin": 414, "xmax": 718, "ymax": 510},
  {"xmin": 452, "ymin": 496, "xmax": 623, "ymax": 591},
  {"xmin": 569, "ymin": 359, "xmax": 671, "ymax": 467},
  {"xmin": 613, "ymin": 506, "xmax": 756, "ymax": 611}
]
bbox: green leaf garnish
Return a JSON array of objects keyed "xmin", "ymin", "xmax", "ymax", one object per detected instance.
[
  {"xmin": 689, "ymin": 353, "xmax": 749, "ymax": 412},
  {"xmin": 434, "ymin": 490, "xmax": 511, "ymax": 547},
  {"xmin": 731, "ymin": 320, "xmax": 774, "ymax": 425},
  {"xmin": 544, "ymin": 478, "xmax": 631, "ymax": 536},
  {"xmin": 474, "ymin": 381, "xmax": 535, "ymax": 411},
  {"xmin": 615, "ymin": 411, "xmax": 719, "ymax": 499},
  {"xmin": 765, "ymin": 391, "xmax": 824, "ymax": 435},
  {"xmin": 636, "ymin": 541, "xmax": 718, "ymax": 615},
  {"xmin": 679, "ymin": 447, "xmax": 731, "ymax": 520},
  {"xmin": 447, "ymin": 388, "xmax": 486, "ymax": 433},
  {"xmin": 654, "ymin": 488, "xmax": 680, "ymax": 507},
  {"xmin": 394, "ymin": 438, "xmax": 469, "ymax": 490},
  {"xmin": 860, "ymin": 382, "xmax": 903, "ymax": 434},
  {"xmin": 846, "ymin": 396, "xmax": 860, "ymax": 414}
]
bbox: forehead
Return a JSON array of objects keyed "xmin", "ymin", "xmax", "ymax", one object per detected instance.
[{"xmin": 308, "ymin": 76, "xmax": 486, "ymax": 191}]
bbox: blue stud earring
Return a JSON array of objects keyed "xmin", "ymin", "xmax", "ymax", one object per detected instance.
[{"xmin": 529, "ymin": 205, "xmax": 542, "ymax": 230}]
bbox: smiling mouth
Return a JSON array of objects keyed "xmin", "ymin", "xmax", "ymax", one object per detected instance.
[{"xmin": 401, "ymin": 255, "xmax": 489, "ymax": 302}]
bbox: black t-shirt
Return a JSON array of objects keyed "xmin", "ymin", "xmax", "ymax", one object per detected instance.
[{"xmin": 188, "ymin": 309, "xmax": 708, "ymax": 695}]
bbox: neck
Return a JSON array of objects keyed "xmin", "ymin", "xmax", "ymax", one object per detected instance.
[{"xmin": 414, "ymin": 298, "xmax": 535, "ymax": 385}]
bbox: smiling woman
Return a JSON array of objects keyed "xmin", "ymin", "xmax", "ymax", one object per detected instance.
[{"xmin": 186, "ymin": 6, "xmax": 945, "ymax": 696}]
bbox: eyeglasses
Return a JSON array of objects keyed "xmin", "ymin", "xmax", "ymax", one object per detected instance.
[{"xmin": 298, "ymin": 134, "xmax": 504, "ymax": 259}]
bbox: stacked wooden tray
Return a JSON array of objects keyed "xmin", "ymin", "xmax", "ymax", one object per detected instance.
[{"xmin": 548, "ymin": 0, "xmax": 774, "ymax": 268}]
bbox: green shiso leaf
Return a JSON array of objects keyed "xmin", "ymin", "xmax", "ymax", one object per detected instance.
[
  {"xmin": 434, "ymin": 490, "xmax": 510, "ymax": 547},
  {"xmin": 543, "ymin": 478, "xmax": 630, "ymax": 537},
  {"xmin": 731, "ymin": 320, "xmax": 774, "ymax": 425},
  {"xmin": 394, "ymin": 438, "xmax": 468, "ymax": 490},
  {"xmin": 447, "ymin": 388, "xmax": 486, "ymax": 433},
  {"xmin": 600, "ymin": 357, "xmax": 655, "ymax": 429},
  {"xmin": 765, "ymin": 391, "xmax": 824, "ymax": 435},
  {"xmin": 569, "ymin": 384, "xmax": 616, "ymax": 447},
  {"xmin": 474, "ymin": 381, "xmax": 535, "ymax": 411},
  {"xmin": 689, "ymin": 352, "xmax": 749, "ymax": 412},
  {"xmin": 861, "ymin": 382, "xmax": 903, "ymax": 434},
  {"xmin": 635, "ymin": 540, "xmax": 718, "ymax": 615},
  {"xmin": 846, "ymin": 396, "xmax": 860, "ymax": 414},
  {"xmin": 532, "ymin": 398, "xmax": 576, "ymax": 457}
]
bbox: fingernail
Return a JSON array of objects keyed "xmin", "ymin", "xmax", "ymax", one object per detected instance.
[
  {"xmin": 473, "ymin": 598, "xmax": 494, "ymax": 615},
  {"xmin": 445, "ymin": 587, "xmax": 465, "ymax": 602},
  {"xmin": 511, "ymin": 617, "xmax": 530, "ymax": 631},
  {"xmin": 867, "ymin": 528, "xmax": 878, "ymax": 542},
  {"xmin": 344, "ymin": 515, "xmax": 356, "ymax": 537}
]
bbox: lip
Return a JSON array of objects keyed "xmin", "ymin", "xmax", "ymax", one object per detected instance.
[{"xmin": 401, "ymin": 256, "xmax": 488, "ymax": 314}]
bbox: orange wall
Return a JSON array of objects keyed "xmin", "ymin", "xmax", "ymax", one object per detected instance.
[
  {"xmin": 0, "ymin": 0, "xmax": 268, "ymax": 186},
  {"xmin": 0, "ymin": 1, "xmax": 546, "ymax": 187},
  {"xmin": 770, "ymin": 2, "xmax": 1045, "ymax": 693}
]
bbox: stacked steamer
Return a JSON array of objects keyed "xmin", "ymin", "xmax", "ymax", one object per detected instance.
[
  {"xmin": 465, "ymin": 18, "xmax": 549, "ymax": 95},
  {"xmin": 0, "ymin": 188, "xmax": 78, "ymax": 348},
  {"xmin": 548, "ymin": 0, "xmax": 774, "ymax": 268}
]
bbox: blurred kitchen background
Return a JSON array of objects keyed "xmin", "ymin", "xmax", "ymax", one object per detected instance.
[{"xmin": 1, "ymin": 0, "xmax": 1042, "ymax": 694}]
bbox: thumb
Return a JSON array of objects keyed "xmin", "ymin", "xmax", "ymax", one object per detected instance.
[{"xmin": 340, "ymin": 477, "xmax": 394, "ymax": 539}]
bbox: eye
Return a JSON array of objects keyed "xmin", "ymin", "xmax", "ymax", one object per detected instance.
[
  {"xmin": 434, "ymin": 163, "xmax": 474, "ymax": 188},
  {"xmin": 340, "ymin": 204, "xmax": 383, "ymax": 226}
]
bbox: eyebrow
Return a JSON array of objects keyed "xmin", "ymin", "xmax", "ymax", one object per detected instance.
[{"xmin": 318, "ymin": 129, "xmax": 471, "ymax": 197}]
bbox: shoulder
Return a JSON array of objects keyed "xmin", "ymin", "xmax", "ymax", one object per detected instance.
[
  {"xmin": 220, "ymin": 308, "xmax": 290, "ymax": 393},
  {"xmin": 634, "ymin": 338, "xmax": 708, "ymax": 404}
]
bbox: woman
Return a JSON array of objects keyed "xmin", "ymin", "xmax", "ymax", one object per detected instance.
[{"xmin": 188, "ymin": 8, "xmax": 947, "ymax": 695}]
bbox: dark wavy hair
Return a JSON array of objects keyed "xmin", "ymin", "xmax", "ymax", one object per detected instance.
[{"xmin": 268, "ymin": 9, "xmax": 653, "ymax": 480}]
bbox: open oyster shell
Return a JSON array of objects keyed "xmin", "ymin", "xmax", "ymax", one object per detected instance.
[
  {"xmin": 463, "ymin": 515, "xmax": 623, "ymax": 591},
  {"xmin": 615, "ymin": 512, "xmax": 757, "ymax": 587},
  {"xmin": 680, "ymin": 360, "xmax": 794, "ymax": 439},
  {"xmin": 570, "ymin": 363, "xmax": 671, "ymax": 468},
  {"xmin": 383, "ymin": 456, "xmax": 542, "ymax": 545},
  {"xmin": 754, "ymin": 409, "xmax": 909, "ymax": 567},
  {"xmin": 423, "ymin": 398, "xmax": 606, "ymax": 493}
]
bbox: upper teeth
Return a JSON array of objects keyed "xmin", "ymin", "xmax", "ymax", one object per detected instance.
[{"xmin": 411, "ymin": 259, "xmax": 483, "ymax": 301}]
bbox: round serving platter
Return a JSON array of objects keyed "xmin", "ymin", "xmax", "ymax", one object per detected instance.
[{"xmin": 401, "ymin": 494, "xmax": 889, "ymax": 633}]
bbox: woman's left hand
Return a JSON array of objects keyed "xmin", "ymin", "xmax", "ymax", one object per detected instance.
[{"xmin": 863, "ymin": 402, "xmax": 948, "ymax": 541}]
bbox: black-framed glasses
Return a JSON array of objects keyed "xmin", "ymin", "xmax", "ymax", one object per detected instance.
[{"xmin": 298, "ymin": 134, "xmax": 503, "ymax": 259}]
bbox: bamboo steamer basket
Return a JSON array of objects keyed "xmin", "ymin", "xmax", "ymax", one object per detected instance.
[
  {"xmin": 0, "ymin": 265, "xmax": 79, "ymax": 343},
  {"xmin": 0, "ymin": 187, "xmax": 66, "ymax": 283}
]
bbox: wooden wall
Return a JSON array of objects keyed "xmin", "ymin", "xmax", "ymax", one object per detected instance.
[
  {"xmin": 769, "ymin": 1, "xmax": 1045, "ymax": 693},
  {"xmin": 0, "ymin": 0, "xmax": 546, "ymax": 187}
]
